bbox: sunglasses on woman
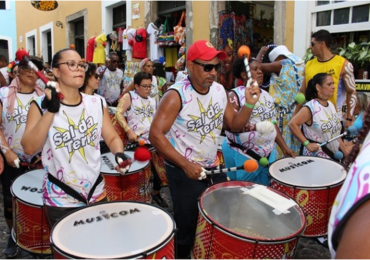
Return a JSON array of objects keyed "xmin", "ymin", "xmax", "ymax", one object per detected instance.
[
  {"xmin": 94, "ymin": 74, "xmax": 100, "ymax": 79},
  {"xmin": 192, "ymin": 60, "xmax": 221, "ymax": 72}
]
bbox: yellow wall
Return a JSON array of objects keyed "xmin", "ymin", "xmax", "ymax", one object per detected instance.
[
  {"xmin": 285, "ymin": 1, "xmax": 295, "ymax": 50},
  {"xmin": 192, "ymin": 1, "xmax": 210, "ymax": 42},
  {"xmin": 15, "ymin": 1, "xmax": 101, "ymax": 56}
]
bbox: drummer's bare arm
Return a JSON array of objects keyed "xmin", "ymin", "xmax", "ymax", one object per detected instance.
[
  {"xmin": 149, "ymin": 90, "xmax": 202, "ymax": 181},
  {"xmin": 293, "ymin": 69, "xmax": 307, "ymax": 117},
  {"xmin": 274, "ymin": 125, "xmax": 295, "ymax": 158},
  {"xmin": 22, "ymin": 102, "xmax": 54, "ymax": 156},
  {"xmin": 0, "ymin": 155, "xmax": 3, "ymax": 174},
  {"xmin": 343, "ymin": 60, "xmax": 357, "ymax": 127},
  {"xmin": 288, "ymin": 107, "xmax": 319, "ymax": 153},
  {"xmin": 223, "ymin": 82, "xmax": 260, "ymax": 132},
  {"xmin": 101, "ymin": 105, "xmax": 124, "ymax": 155},
  {"xmin": 260, "ymin": 61, "xmax": 282, "ymax": 74},
  {"xmin": 336, "ymin": 199, "xmax": 370, "ymax": 258}
]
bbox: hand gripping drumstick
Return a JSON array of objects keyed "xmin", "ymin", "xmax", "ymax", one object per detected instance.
[
  {"xmin": 319, "ymin": 125, "xmax": 357, "ymax": 147},
  {"xmin": 237, "ymin": 45, "xmax": 257, "ymax": 99},
  {"xmin": 198, "ymin": 160, "xmax": 259, "ymax": 180},
  {"xmin": 15, "ymin": 49, "xmax": 64, "ymax": 100}
]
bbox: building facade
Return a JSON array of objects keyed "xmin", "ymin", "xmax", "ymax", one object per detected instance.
[{"xmin": 0, "ymin": 0, "xmax": 17, "ymax": 61}]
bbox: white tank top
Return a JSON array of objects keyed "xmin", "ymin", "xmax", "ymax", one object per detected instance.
[
  {"xmin": 0, "ymin": 87, "xmax": 40, "ymax": 162},
  {"xmin": 168, "ymin": 78, "xmax": 227, "ymax": 168},
  {"xmin": 37, "ymin": 93, "xmax": 105, "ymax": 207},
  {"xmin": 127, "ymin": 90, "xmax": 156, "ymax": 139}
]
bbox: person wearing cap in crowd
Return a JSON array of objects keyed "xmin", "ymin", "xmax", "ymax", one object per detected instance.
[
  {"xmin": 149, "ymin": 40, "xmax": 261, "ymax": 258},
  {"xmin": 0, "ymin": 57, "xmax": 44, "ymax": 257},
  {"xmin": 97, "ymin": 52, "xmax": 124, "ymax": 107},
  {"xmin": 294, "ymin": 29, "xmax": 357, "ymax": 129},
  {"xmin": 256, "ymin": 45, "xmax": 304, "ymax": 159},
  {"xmin": 121, "ymin": 58, "xmax": 159, "ymax": 104}
]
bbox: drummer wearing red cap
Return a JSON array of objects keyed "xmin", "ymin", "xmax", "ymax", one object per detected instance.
[{"xmin": 149, "ymin": 40, "xmax": 260, "ymax": 258}]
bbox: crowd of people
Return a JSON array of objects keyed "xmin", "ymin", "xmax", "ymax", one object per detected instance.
[{"xmin": 0, "ymin": 28, "xmax": 368, "ymax": 258}]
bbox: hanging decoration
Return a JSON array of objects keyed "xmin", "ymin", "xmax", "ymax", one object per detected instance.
[{"xmin": 31, "ymin": 1, "xmax": 58, "ymax": 11}]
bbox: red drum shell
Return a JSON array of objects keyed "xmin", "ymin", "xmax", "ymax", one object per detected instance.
[
  {"xmin": 150, "ymin": 150, "xmax": 168, "ymax": 187},
  {"xmin": 101, "ymin": 152, "xmax": 151, "ymax": 202},
  {"xmin": 269, "ymin": 156, "xmax": 346, "ymax": 237},
  {"xmin": 11, "ymin": 169, "xmax": 51, "ymax": 254},
  {"xmin": 193, "ymin": 181, "xmax": 306, "ymax": 259},
  {"xmin": 50, "ymin": 201, "xmax": 175, "ymax": 259}
]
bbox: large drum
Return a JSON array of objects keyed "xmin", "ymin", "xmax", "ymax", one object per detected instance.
[
  {"xmin": 11, "ymin": 169, "xmax": 51, "ymax": 255},
  {"xmin": 217, "ymin": 135, "xmax": 225, "ymax": 168},
  {"xmin": 150, "ymin": 150, "xmax": 168, "ymax": 187},
  {"xmin": 269, "ymin": 156, "xmax": 346, "ymax": 237},
  {"xmin": 193, "ymin": 181, "xmax": 306, "ymax": 259},
  {"xmin": 108, "ymin": 106, "xmax": 128, "ymax": 145},
  {"xmin": 101, "ymin": 152, "xmax": 151, "ymax": 202},
  {"xmin": 50, "ymin": 201, "xmax": 175, "ymax": 259}
]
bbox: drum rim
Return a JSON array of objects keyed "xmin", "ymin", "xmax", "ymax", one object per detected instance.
[
  {"xmin": 268, "ymin": 156, "xmax": 346, "ymax": 188},
  {"xmin": 50, "ymin": 201, "xmax": 176, "ymax": 259},
  {"xmin": 10, "ymin": 169, "xmax": 46, "ymax": 207},
  {"xmin": 101, "ymin": 152, "xmax": 150, "ymax": 175},
  {"xmin": 11, "ymin": 228, "xmax": 52, "ymax": 255},
  {"xmin": 198, "ymin": 181, "xmax": 306, "ymax": 242}
]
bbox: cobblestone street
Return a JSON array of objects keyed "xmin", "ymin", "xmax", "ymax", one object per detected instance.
[{"xmin": 0, "ymin": 184, "xmax": 331, "ymax": 259}]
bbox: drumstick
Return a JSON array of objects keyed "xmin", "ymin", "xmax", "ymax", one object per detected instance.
[
  {"xmin": 204, "ymin": 160, "xmax": 259, "ymax": 175},
  {"xmin": 319, "ymin": 125, "xmax": 357, "ymax": 147},
  {"xmin": 16, "ymin": 49, "xmax": 64, "ymax": 100},
  {"xmin": 237, "ymin": 45, "xmax": 257, "ymax": 99}
]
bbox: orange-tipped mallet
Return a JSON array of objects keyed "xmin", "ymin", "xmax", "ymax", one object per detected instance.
[
  {"xmin": 204, "ymin": 159, "xmax": 258, "ymax": 175},
  {"xmin": 237, "ymin": 45, "xmax": 257, "ymax": 99}
]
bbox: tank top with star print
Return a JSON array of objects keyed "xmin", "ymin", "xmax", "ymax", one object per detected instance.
[
  {"xmin": 225, "ymin": 86, "xmax": 277, "ymax": 158},
  {"xmin": 168, "ymin": 78, "xmax": 227, "ymax": 168},
  {"xmin": 127, "ymin": 90, "xmax": 156, "ymax": 139},
  {"xmin": 35, "ymin": 93, "xmax": 105, "ymax": 207},
  {"xmin": 0, "ymin": 87, "xmax": 40, "ymax": 162}
]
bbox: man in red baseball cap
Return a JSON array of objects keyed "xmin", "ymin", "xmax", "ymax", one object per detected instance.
[{"xmin": 149, "ymin": 40, "xmax": 260, "ymax": 258}]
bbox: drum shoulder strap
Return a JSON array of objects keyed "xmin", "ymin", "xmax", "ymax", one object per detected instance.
[{"xmin": 47, "ymin": 173, "xmax": 103, "ymax": 205}]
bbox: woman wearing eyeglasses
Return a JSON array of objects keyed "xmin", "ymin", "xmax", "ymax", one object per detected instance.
[
  {"xmin": 122, "ymin": 58, "xmax": 159, "ymax": 104},
  {"xmin": 116, "ymin": 71, "xmax": 168, "ymax": 208},
  {"xmin": 222, "ymin": 57, "xmax": 295, "ymax": 185},
  {"xmin": 0, "ymin": 59, "xmax": 44, "ymax": 257},
  {"xmin": 21, "ymin": 48, "xmax": 130, "ymax": 228}
]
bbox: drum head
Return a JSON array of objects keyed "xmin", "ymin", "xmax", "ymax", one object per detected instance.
[
  {"xmin": 101, "ymin": 152, "xmax": 149, "ymax": 175},
  {"xmin": 11, "ymin": 169, "xmax": 46, "ymax": 206},
  {"xmin": 269, "ymin": 156, "xmax": 346, "ymax": 188},
  {"xmin": 199, "ymin": 181, "xmax": 305, "ymax": 241},
  {"xmin": 51, "ymin": 201, "xmax": 175, "ymax": 258}
]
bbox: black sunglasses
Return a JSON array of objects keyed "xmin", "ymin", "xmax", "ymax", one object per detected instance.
[
  {"xmin": 94, "ymin": 74, "xmax": 100, "ymax": 79},
  {"xmin": 192, "ymin": 60, "xmax": 221, "ymax": 72},
  {"xmin": 311, "ymin": 41, "xmax": 321, "ymax": 47}
]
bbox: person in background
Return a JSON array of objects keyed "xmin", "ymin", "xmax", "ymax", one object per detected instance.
[
  {"xmin": 122, "ymin": 58, "xmax": 159, "ymax": 104},
  {"xmin": 0, "ymin": 55, "xmax": 9, "ymax": 87},
  {"xmin": 222, "ymin": 57, "xmax": 295, "ymax": 184},
  {"xmin": 328, "ymin": 102, "xmax": 370, "ymax": 258},
  {"xmin": 257, "ymin": 45, "xmax": 304, "ymax": 159},
  {"xmin": 217, "ymin": 38, "xmax": 236, "ymax": 91},
  {"xmin": 97, "ymin": 52, "xmax": 124, "ymax": 106},
  {"xmin": 153, "ymin": 61, "xmax": 168, "ymax": 98},
  {"xmin": 6, "ymin": 61, "xmax": 19, "ymax": 85},
  {"xmin": 149, "ymin": 40, "xmax": 260, "ymax": 258},
  {"xmin": 294, "ymin": 29, "xmax": 357, "ymax": 129},
  {"xmin": 80, "ymin": 62, "xmax": 101, "ymax": 96},
  {"xmin": 0, "ymin": 59, "xmax": 44, "ymax": 257},
  {"xmin": 21, "ymin": 48, "xmax": 130, "ymax": 228},
  {"xmin": 116, "ymin": 71, "xmax": 168, "ymax": 208},
  {"xmin": 289, "ymin": 73, "xmax": 349, "ymax": 160}
]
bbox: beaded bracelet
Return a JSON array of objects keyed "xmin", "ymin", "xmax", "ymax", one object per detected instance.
[{"xmin": 303, "ymin": 140, "xmax": 309, "ymax": 147}]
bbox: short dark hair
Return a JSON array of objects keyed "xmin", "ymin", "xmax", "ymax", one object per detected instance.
[
  {"xmin": 80, "ymin": 62, "xmax": 98, "ymax": 92},
  {"xmin": 134, "ymin": 71, "xmax": 152, "ymax": 86},
  {"xmin": 232, "ymin": 57, "xmax": 258, "ymax": 80},
  {"xmin": 152, "ymin": 62, "xmax": 166, "ymax": 78},
  {"xmin": 306, "ymin": 73, "xmax": 331, "ymax": 101},
  {"xmin": 311, "ymin": 30, "xmax": 333, "ymax": 49}
]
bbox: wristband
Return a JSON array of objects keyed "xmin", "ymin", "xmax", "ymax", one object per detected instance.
[
  {"xmin": 346, "ymin": 118, "xmax": 353, "ymax": 121},
  {"xmin": 244, "ymin": 102, "xmax": 255, "ymax": 109},
  {"xmin": 303, "ymin": 140, "xmax": 309, "ymax": 147}
]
